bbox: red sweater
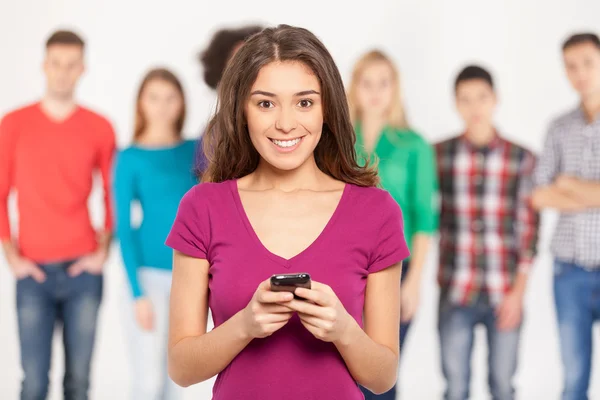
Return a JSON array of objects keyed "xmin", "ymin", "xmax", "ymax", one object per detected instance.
[{"xmin": 0, "ymin": 103, "xmax": 116, "ymax": 263}]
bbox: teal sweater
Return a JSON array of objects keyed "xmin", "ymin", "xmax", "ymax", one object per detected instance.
[{"xmin": 113, "ymin": 140, "xmax": 197, "ymax": 298}]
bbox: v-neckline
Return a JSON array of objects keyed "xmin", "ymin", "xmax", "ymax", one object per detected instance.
[
  {"xmin": 229, "ymin": 179, "xmax": 351, "ymax": 266},
  {"xmin": 37, "ymin": 102, "xmax": 81, "ymax": 125}
]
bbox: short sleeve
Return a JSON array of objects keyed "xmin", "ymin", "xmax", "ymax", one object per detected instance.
[
  {"xmin": 165, "ymin": 185, "xmax": 209, "ymax": 259},
  {"xmin": 368, "ymin": 193, "xmax": 411, "ymax": 273}
]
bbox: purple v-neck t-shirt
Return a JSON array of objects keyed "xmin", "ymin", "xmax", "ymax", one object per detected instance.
[{"xmin": 165, "ymin": 180, "xmax": 409, "ymax": 400}]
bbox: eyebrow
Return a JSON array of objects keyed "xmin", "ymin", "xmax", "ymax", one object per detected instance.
[{"xmin": 250, "ymin": 90, "xmax": 320, "ymax": 97}]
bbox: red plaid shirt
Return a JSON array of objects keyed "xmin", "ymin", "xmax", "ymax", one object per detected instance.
[{"xmin": 435, "ymin": 134, "xmax": 539, "ymax": 306}]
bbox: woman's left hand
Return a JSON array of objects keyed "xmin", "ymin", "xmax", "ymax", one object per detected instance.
[{"xmin": 285, "ymin": 281, "xmax": 353, "ymax": 343}]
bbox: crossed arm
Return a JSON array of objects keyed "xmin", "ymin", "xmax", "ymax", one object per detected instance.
[{"xmin": 531, "ymin": 176, "xmax": 600, "ymax": 211}]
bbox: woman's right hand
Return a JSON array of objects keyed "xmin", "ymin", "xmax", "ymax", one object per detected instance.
[
  {"xmin": 241, "ymin": 279, "xmax": 295, "ymax": 339},
  {"xmin": 135, "ymin": 297, "xmax": 154, "ymax": 331}
]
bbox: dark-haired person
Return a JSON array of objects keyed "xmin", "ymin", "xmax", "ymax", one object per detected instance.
[
  {"xmin": 165, "ymin": 25, "xmax": 409, "ymax": 400},
  {"xmin": 348, "ymin": 50, "xmax": 438, "ymax": 400},
  {"xmin": 113, "ymin": 68, "xmax": 196, "ymax": 400},
  {"xmin": 531, "ymin": 33, "xmax": 600, "ymax": 400},
  {"xmin": 435, "ymin": 65, "xmax": 539, "ymax": 400},
  {"xmin": 0, "ymin": 30, "xmax": 116, "ymax": 400},
  {"xmin": 194, "ymin": 24, "xmax": 264, "ymax": 177}
]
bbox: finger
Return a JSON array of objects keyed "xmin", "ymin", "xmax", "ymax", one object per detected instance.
[
  {"xmin": 147, "ymin": 317, "xmax": 155, "ymax": 331},
  {"xmin": 505, "ymin": 310, "xmax": 522, "ymax": 331},
  {"xmin": 68, "ymin": 262, "xmax": 85, "ymax": 277},
  {"xmin": 30, "ymin": 266, "xmax": 47, "ymax": 283},
  {"xmin": 263, "ymin": 321, "xmax": 290, "ymax": 335},
  {"xmin": 497, "ymin": 307, "xmax": 513, "ymax": 330},
  {"xmin": 400, "ymin": 305, "xmax": 414, "ymax": 322},
  {"xmin": 285, "ymin": 299, "xmax": 332, "ymax": 319},
  {"xmin": 298, "ymin": 318, "xmax": 328, "ymax": 341},
  {"xmin": 400, "ymin": 296, "xmax": 413, "ymax": 322},
  {"xmin": 298, "ymin": 313, "xmax": 331, "ymax": 331},
  {"xmin": 308, "ymin": 281, "xmax": 332, "ymax": 293},
  {"xmin": 262, "ymin": 304, "xmax": 295, "ymax": 313},
  {"xmin": 258, "ymin": 278, "xmax": 272, "ymax": 290},
  {"xmin": 294, "ymin": 287, "xmax": 331, "ymax": 306},
  {"xmin": 259, "ymin": 312, "xmax": 294, "ymax": 324},
  {"xmin": 258, "ymin": 290, "xmax": 293, "ymax": 304}
]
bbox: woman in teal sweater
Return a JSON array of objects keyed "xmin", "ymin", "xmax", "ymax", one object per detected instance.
[
  {"xmin": 113, "ymin": 68, "xmax": 196, "ymax": 400},
  {"xmin": 348, "ymin": 51, "xmax": 438, "ymax": 400}
]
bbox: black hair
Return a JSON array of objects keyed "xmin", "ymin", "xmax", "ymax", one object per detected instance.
[
  {"xmin": 199, "ymin": 25, "xmax": 264, "ymax": 89},
  {"xmin": 455, "ymin": 65, "xmax": 494, "ymax": 92},
  {"xmin": 562, "ymin": 33, "xmax": 600, "ymax": 51}
]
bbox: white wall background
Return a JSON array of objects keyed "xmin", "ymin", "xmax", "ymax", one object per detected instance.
[{"xmin": 1, "ymin": 0, "xmax": 599, "ymax": 398}]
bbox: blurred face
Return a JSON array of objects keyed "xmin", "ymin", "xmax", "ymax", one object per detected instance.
[
  {"xmin": 355, "ymin": 60, "xmax": 395, "ymax": 118},
  {"xmin": 43, "ymin": 44, "xmax": 84, "ymax": 99},
  {"xmin": 455, "ymin": 79, "xmax": 496, "ymax": 129},
  {"xmin": 140, "ymin": 79, "xmax": 183, "ymax": 130},
  {"xmin": 563, "ymin": 42, "xmax": 600, "ymax": 99},
  {"xmin": 245, "ymin": 61, "xmax": 323, "ymax": 171}
]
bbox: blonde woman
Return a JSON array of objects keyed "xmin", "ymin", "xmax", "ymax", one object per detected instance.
[{"xmin": 348, "ymin": 50, "xmax": 438, "ymax": 400}]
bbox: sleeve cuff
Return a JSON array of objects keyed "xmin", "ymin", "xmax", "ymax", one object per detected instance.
[
  {"xmin": 165, "ymin": 236, "xmax": 207, "ymax": 260},
  {"xmin": 369, "ymin": 247, "xmax": 410, "ymax": 274}
]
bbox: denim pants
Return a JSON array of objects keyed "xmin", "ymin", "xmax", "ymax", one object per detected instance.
[
  {"xmin": 438, "ymin": 295, "xmax": 520, "ymax": 400},
  {"xmin": 123, "ymin": 268, "xmax": 182, "ymax": 400},
  {"xmin": 360, "ymin": 260, "xmax": 411, "ymax": 400},
  {"xmin": 554, "ymin": 259, "xmax": 600, "ymax": 400},
  {"xmin": 16, "ymin": 260, "xmax": 103, "ymax": 400}
]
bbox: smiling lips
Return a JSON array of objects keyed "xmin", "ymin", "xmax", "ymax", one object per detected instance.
[{"xmin": 269, "ymin": 136, "xmax": 304, "ymax": 152}]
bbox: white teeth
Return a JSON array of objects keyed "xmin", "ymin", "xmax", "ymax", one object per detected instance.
[{"xmin": 272, "ymin": 138, "xmax": 301, "ymax": 148}]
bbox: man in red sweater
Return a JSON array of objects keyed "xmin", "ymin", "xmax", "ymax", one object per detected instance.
[{"xmin": 0, "ymin": 30, "xmax": 115, "ymax": 400}]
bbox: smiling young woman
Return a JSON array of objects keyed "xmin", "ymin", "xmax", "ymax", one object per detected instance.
[{"xmin": 165, "ymin": 25, "xmax": 410, "ymax": 400}]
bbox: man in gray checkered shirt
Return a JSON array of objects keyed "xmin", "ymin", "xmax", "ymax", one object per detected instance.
[{"xmin": 532, "ymin": 33, "xmax": 600, "ymax": 400}]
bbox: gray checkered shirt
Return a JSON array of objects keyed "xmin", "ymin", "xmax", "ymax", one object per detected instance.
[{"xmin": 533, "ymin": 107, "xmax": 600, "ymax": 268}]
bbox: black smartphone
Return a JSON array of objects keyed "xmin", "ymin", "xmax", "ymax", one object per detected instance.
[{"xmin": 270, "ymin": 273, "xmax": 311, "ymax": 299}]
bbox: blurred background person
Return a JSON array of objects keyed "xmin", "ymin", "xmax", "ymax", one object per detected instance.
[
  {"xmin": 348, "ymin": 50, "xmax": 438, "ymax": 400},
  {"xmin": 435, "ymin": 65, "xmax": 539, "ymax": 400},
  {"xmin": 113, "ymin": 68, "xmax": 196, "ymax": 400},
  {"xmin": 194, "ymin": 24, "xmax": 264, "ymax": 177},
  {"xmin": 531, "ymin": 32, "xmax": 600, "ymax": 400},
  {"xmin": 0, "ymin": 30, "xmax": 115, "ymax": 400}
]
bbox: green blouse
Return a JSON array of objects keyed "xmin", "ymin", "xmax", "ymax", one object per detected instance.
[{"xmin": 355, "ymin": 125, "xmax": 438, "ymax": 252}]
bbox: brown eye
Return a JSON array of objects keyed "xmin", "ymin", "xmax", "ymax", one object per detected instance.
[
  {"xmin": 298, "ymin": 99, "xmax": 313, "ymax": 108},
  {"xmin": 258, "ymin": 100, "xmax": 274, "ymax": 109}
]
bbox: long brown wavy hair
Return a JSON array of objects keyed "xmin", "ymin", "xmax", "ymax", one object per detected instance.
[
  {"xmin": 134, "ymin": 68, "xmax": 186, "ymax": 141},
  {"xmin": 201, "ymin": 24, "xmax": 378, "ymax": 187}
]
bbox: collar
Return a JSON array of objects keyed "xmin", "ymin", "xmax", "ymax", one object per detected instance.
[{"xmin": 460, "ymin": 130, "xmax": 503, "ymax": 153}]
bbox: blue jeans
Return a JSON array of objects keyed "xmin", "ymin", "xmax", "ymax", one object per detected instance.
[
  {"xmin": 438, "ymin": 296, "xmax": 520, "ymax": 400},
  {"xmin": 360, "ymin": 261, "xmax": 411, "ymax": 400},
  {"xmin": 554, "ymin": 260, "xmax": 600, "ymax": 400},
  {"xmin": 16, "ymin": 260, "xmax": 103, "ymax": 400}
]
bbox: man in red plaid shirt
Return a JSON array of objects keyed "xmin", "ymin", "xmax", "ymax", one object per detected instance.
[{"xmin": 435, "ymin": 65, "xmax": 540, "ymax": 400}]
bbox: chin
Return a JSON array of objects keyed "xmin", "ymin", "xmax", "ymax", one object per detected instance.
[{"xmin": 264, "ymin": 157, "xmax": 307, "ymax": 172}]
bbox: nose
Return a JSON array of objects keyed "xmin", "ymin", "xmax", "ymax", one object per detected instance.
[{"xmin": 275, "ymin": 106, "xmax": 297, "ymax": 133}]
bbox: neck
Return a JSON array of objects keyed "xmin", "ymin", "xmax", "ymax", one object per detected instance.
[
  {"xmin": 582, "ymin": 91, "xmax": 600, "ymax": 122},
  {"xmin": 250, "ymin": 156, "xmax": 325, "ymax": 192},
  {"xmin": 465, "ymin": 124, "xmax": 496, "ymax": 147},
  {"xmin": 361, "ymin": 114, "xmax": 387, "ymax": 136},
  {"xmin": 41, "ymin": 93, "xmax": 76, "ymax": 120},
  {"xmin": 137, "ymin": 125, "xmax": 180, "ymax": 145},
  {"xmin": 360, "ymin": 114, "xmax": 387, "ymax": 152}
]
